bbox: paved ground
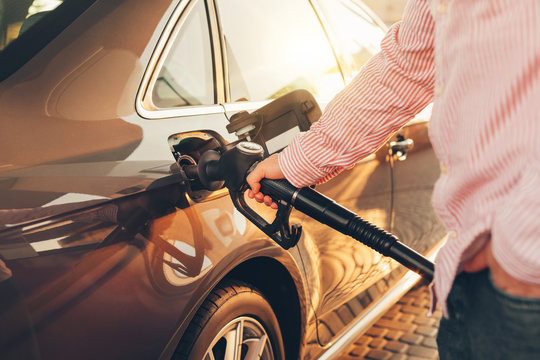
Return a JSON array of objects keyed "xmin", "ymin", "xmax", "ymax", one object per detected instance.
[{"xmin": 337, "ymin": 283, "xmax": 443, "ymax": 360}]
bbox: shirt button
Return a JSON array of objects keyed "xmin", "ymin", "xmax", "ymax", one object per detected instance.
[
  {"xmin": 448, "ymin": 230, "xmax": 458, "ymax": 239},
  {"xmin": 437, "ymin": 2, "xmax": 447, "ymax": 14},
  {"xmin": 440, "ymin": 162, "xmax": 448, "ymax": 174},
  {"xmin": 434, "ymin": 84, "xmax": 443, "ymax": 97}
]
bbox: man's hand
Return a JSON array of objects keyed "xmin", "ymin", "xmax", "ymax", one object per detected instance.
[
  {"xmin": 462, "ymin": 240, "xmax": 540, "ymax": 298},
  {"xmin": 246, "ymin": 154, "xmax": 284, "ymax": 210}
]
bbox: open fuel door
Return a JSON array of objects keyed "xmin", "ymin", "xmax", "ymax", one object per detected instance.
[{"xmin": 225, "ymin": 90, "xmax": 321, "ymax": 155}]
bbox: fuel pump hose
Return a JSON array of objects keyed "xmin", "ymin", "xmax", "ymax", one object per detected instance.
[{"xmin": 260, "ymin": 178, "xmax": 434, "ymax": 281}]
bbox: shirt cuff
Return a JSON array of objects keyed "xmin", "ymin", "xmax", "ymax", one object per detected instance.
[{"xmin": 278, "ymin": 134, "xmax": 337, "ymax": 188}]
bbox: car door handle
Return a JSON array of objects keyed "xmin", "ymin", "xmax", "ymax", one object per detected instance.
[{"xmin": 389, "ymin": 136, "xmax": 414, "ymax": 161}]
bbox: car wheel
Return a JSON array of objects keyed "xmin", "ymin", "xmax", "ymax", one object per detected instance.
[{"xmin": 174, "ymin": 280, "xmax": 285, "ymax": 360}]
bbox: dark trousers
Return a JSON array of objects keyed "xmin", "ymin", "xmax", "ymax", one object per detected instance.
[{"xmin": 437, "ymin": 270, "xmax": 540, "ymax": 360}]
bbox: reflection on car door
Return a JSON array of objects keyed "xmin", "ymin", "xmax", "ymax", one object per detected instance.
[{"xmin": 300, "ymin": 145, "xmax": 394, "ymax": 345}]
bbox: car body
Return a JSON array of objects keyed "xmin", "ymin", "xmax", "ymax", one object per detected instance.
[{"xmin": 0, "ymin": 0, "xmax": 445, "ymax": 359}]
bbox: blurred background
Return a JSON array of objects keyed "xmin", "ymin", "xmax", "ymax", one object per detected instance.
[{"xmin": 364, "ymin": 0, "xmax": 407, "ymax": 26}]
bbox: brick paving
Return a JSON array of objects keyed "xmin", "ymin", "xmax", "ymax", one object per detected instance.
[{"xmin": 337, "ymin": 284, "xmax": 442, "ymax": 360}]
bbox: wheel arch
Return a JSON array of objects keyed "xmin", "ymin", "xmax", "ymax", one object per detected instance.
[
  {"xmin": 224, "ymin": 256, "xmax": 304, "ymax": 360},
  {"xmin": 161, "ymin": 247, "xmax": 308, "ymax": 360}
]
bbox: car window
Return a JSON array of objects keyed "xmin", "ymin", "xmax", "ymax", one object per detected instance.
[
  {"xmin": 316, "ymin": 0, "xmax": 386, "ymax": 79},
  {"xmin": 215, "ymin": 0, "xmax": 344, "ymax": 103},
  {"xmin": 151, "ymin": 0, "xmax": 214, "ymax": 108}
]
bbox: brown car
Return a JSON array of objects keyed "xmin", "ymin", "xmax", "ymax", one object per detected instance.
[{"xmin": 0, "ymin": 0, "xmax": 445, "ymax": 359}]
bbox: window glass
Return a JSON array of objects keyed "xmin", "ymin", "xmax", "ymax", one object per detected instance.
[
  {"xmin": 317, "ymin": 0, "xmax": 385, "ymax": 79},
  {"xmin": 152, "ymin": 0, "xmax": 214, "ymax": 108},
  {"xmin": 216, "ymin": 0, "xmax": 343, "ymax": 103}
]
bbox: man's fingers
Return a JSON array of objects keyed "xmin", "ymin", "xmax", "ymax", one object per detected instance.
[
  {"xmin": 263, "ymin": 195, "xmax": 274, "ymax": 206},
  {"xmin": 249, "ymin": 185, "xmax": 278, "ymax": 208},
  {"xmin": 246, "ymin": 169, "xmax": 262, "ymax": 194},
  {"xmin": 264, "ymin": 195, "xmax": 278, "ymax": 209},
  {"xmin": 248, "ymin": 181, "xmax": 261, "ymax": 195},
  {"xmin": 245, "ymin": 154, "xmax": 284, "ymax": 209}
]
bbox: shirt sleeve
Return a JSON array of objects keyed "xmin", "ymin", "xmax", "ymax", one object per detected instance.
[{"xmin": 279, "ymin": 0, "xmax": 436, "ymax": 188}]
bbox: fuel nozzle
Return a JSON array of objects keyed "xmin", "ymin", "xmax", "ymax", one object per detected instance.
[
  {"xmin": 219, "ymin": 142, "xmax": 265, "ymax": 190},
  {"xmin": 196, "ymin": 142, "xmax": 264, "ymax": 191},
  {"xmin": 193, "ymin": 141, "xmax": 301, "ymax": 249}
]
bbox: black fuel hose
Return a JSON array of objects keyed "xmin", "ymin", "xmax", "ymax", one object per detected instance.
[{"xmin": 260, "ymin": 178, "xmax": 434, "ymax": 281}]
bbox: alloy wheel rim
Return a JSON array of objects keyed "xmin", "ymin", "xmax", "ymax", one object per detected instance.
[{"xmin": 203, "ymin": 316, "xmax": 275, "ymax": 360}]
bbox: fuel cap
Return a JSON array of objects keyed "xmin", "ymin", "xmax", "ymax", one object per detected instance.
[{"xmin": 237, "ymin": 142, "xmax": 264, "ymax": 156}]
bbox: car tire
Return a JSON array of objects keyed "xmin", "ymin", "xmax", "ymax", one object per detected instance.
[{"xmin": 174, "ymin": 280, "xmax": 286, "ymax": 360}]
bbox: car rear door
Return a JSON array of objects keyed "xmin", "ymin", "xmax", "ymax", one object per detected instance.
[{"xmin": 214, "ymin": 0, "xmax": 398, "ymax": 348}]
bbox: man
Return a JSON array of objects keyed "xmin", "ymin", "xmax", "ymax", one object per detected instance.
[{"xmin": 246, "ymin": 0, "xmax": 540, "ymax": 358}]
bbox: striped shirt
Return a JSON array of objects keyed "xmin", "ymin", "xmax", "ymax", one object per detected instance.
[{"xmin": 278, "ymin": 0, "xmax": 540, "ymax": 316}]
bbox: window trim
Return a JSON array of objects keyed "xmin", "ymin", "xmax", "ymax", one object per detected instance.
[
  {"xmin": 308, "ymin": 0, "xmax": 347, "ymax": 85},
  {"xmin": 136, "ymin": 0, "xmax": 225, "ymax": 119},
  {"xmin": 209, "ymin": 0, "xmax": 230, "ymax": 103},
  {"xmin": 312, "ymin": 0, "xmax": 388, "ymax": 82}
]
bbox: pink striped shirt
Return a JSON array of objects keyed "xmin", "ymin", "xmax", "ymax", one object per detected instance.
[{"xmin": 278, "ymin": 0, "xmax": 540, "ymax": 315}]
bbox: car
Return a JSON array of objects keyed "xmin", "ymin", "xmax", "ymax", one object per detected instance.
[{"xmin": 0, "ymin": 0, "xmax": 445, "ymax": 359}]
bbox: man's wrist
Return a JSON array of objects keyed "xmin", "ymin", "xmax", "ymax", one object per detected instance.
[{"xmin": 279, "ymin": 136, "xmax": 328, "ymax": 187}]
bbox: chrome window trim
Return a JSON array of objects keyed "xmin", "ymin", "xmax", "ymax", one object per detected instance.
[
  {"xmin": 138, "ymin": 104, "xmax": 226, "ymax": 119},
  {"xmin": 309, "ymin": 0, "xmax": 346, "ymax": 84},
  {"xmin": 209, "ymin": 0, "xmax": 230, "ymax": 102},
  {"xmin": 136, "ymin": 0, "xmax": 225, "ymax": 119},
  {"xmin": 206, "ymin": 0, "xmax": 224, "ymax": 103},
  {"xmin": 311, "ymin": 0, "xmax": 388, "ymax": 83}
]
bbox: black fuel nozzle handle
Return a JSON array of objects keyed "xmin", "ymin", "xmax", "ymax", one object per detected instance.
[
  {"xmin": 194, "ymin": 142, "xmax": 302, "ymax": 249},
  {"xmin": 225, "ymin": 143, "xmax": 302, "ymax": 249},
  {"xmin": 229, "ymin": 183, "xmax": 302, "ymax": 249},
  {"xmin": 258, "ymin": 178, "xmax": 434, "ymax": 281}
]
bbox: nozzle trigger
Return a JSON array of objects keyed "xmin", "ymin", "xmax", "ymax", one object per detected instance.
[{"xmin": 229, "ymin": 185, "xmax": 301, "ymax": 250}]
